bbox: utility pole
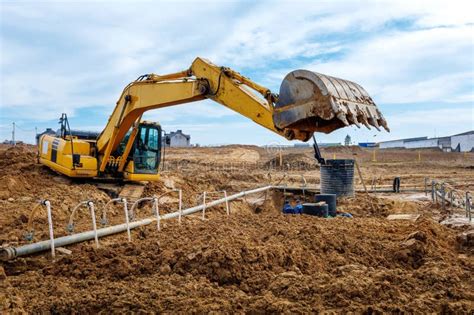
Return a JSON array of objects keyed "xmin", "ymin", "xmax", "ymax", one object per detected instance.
[{"xmin": 12, "ymin": 122, "xmax": 16, "ymax": 146}]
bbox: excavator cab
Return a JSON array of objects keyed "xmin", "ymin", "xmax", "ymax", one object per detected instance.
[
  {"xmin": 132, "ymin": 122, "xmax": 162, "ymax": 174},
  {"xmin": 116, "ymin": 121, "xmax": 162, "ymax": 178}
]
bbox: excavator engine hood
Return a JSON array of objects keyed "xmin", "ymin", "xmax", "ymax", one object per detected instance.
[{"xmin": 273, "ymin": 70, "xmax": 389, "ymax": 135}]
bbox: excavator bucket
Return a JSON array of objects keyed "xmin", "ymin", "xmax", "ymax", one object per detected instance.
[{"xmin": 273, "ymin": 70, "xmax": 389, "ymax": 134}]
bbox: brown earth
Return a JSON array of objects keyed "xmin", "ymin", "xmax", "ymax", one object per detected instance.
[{"xmin": 1, "ymin": 144, "xmax": 473, "ymax": 313}]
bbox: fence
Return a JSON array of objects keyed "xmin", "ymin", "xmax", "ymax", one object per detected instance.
[{"xmin": 430, "ymin": 179, "xmax": 472, "ymax": 221}]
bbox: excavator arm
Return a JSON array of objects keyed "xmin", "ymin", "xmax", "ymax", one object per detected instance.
[{"xmin": 95, "ymin": 57, "xmax": 388, "ymax": 174}]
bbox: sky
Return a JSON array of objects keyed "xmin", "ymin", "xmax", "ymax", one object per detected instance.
[{"xmin": 1, "ymin": 0, "xmax": 473, "ymax": 146}]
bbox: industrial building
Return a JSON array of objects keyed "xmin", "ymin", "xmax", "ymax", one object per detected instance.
[
  {"xmin": 35, "ymin": 128, "xmax": 56, "ymax": 144},
  {"xmin": 358, "ymin": 142, "xmax": 377, "ymax": 148},
  {"xmin": 378, "ymin": 131, "xmax": 473, "ymax": 152},
  {"xmin": 164, "ymin": 130, "xmax": 191, "ymax": 147}
]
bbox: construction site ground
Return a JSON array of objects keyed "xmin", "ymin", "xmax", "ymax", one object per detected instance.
[{"xmin": 1, "ymin": 144, "xmax": 473, "ymax": 313}]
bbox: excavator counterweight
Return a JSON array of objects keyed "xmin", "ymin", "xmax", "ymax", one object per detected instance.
[{"xmin": 273, "ymin": 70, "xmax": 389, "ymax": 134}]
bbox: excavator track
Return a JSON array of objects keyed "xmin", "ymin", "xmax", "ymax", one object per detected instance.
[
  {"xmin": 118, "ymin": 184, "xmax": 146, "ymax": 202},
  {"xmin": 95, "ymin": 183, "xmax": 145, "ymax": 201}
]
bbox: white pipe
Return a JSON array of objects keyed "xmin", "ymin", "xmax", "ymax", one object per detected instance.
[
  {"xmin": 1, "ymin": 185, "xmax": 272, "ymax": 261},
  {"xmin": 88, "ymin": 201, "xmax": 99, "ymax": 248},
  {"xmin": 44, "ymin": 200, "xmax": 55, "ymax": 259}
]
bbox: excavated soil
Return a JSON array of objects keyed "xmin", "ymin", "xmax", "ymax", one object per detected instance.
[{"xmin": 1, "ymin": 144, "xmax": 473, "ymax": 313}]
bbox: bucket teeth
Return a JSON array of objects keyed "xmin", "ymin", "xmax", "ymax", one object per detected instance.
[
  {"xmin": 273, "ymin": 69, "xmax": 389, "ymax": 136},
  {"xmin": 379, "ymin": 118, "xmax": 390, "ymax": 132},
  {"xmin": 337, "ymin": 112, "xmax": 350, "ymax": 126},
  {"xmin": 347, "ymin": 112, "xmax": 361, "ymax": 128},
  {"xmin": 368, "ymin": 117, "xmax": 381, "ymax": 131},
  {"xmin": 358, "ymin": 114, "xmax": 371, "ymax": 130},
  {"xmin": 365, "ymin": 110, "xmax": 381, "ymax": 131}
]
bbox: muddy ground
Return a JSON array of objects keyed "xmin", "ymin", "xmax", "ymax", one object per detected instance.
[{"xmin": 1, "ymin": 144, "xmax": 473, "ymax": 313}]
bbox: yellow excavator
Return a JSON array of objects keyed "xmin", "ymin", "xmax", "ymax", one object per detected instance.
[{"xmin": 38, "ymin": 57, "xmax": 388, "ymax": 182}]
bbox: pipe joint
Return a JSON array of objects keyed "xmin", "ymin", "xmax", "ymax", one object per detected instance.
[
  {"xmin": 24, "ymin": 231, "xmax": 34, "ymax": 242},
  {"xmin": 66, "ymin": 223, "xmax": 75, "ymax": 234}
]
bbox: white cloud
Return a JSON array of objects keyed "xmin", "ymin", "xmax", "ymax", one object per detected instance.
[
  {"xmin": 269, "ymin": 24, "xmax": 474, "ymax": 104},
  {"xmin": 389, "ymin": 107, "xmax": 473, "ymax": 127},
  {"xmin": 1, "ymin": 0, "xmax": 473, "ymax": 145},
  {"xmin": 142, "ymin": 100, "xmax": 236, "ymax": 123}
]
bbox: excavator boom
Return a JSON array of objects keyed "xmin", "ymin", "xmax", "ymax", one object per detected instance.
[{"xmin": 38, "ymin": 57, "xmax": 388, "ymax": 181}]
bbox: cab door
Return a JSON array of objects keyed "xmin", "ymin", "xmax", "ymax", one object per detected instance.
[{"xmin": 133, "ymin": 124, "xmax": 161, "ymax": 174}]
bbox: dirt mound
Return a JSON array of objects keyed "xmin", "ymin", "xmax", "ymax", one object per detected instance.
[
  {"xmin": 0, "ymin": 145, "xmax": 111, "ymax": 247},
  {"xmin": 1, "ymin": 144, "xmax": 473, "ymax": 313},
  {"xmin": 337, "ymin": 193, "xmax": 425, "ymax": 217},
  {"xmin": 2, "ymin": 214, "xmax": 473, "ymax": 313},
  {"xmin": 0, "ymin": 145, "xmax": 36, "ymax": 171},
  {"xmin": 264, "ymin": 153, "xmax": 318, "ymax": 170},
  {"xmin": 165, "ymin": 146, "xmax": 261, "ymax": 164},
  {"xmin": 322, "ymin": 145, "xmax": 365, "ymax": 154}
]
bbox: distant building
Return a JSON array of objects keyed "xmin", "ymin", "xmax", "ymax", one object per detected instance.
[
  {"xmin": 451, "ymin": 131, "xmax": 474, "ymax": 152},
  {"xmin": 319, "ymin": 143, "xmax": 341, "ymax": 147},
  {"xmin": 36, "ymin": 128, "xmax": 56, "ymax": 144},
  {"xmin": 403, "ymin": 137, "xmax": 438, "ymax": 149},
  {"xmin": 344, "ymin": 135, "xmax": 351, "ymax": 146},
  {"xmin": 164, "ymin": 130, "xmax": 190, "ymax": 147},
  {"xmin": 294, "ymin": 143, "xmax": 310, "ymax": 148},
  {"xmin": 379, "ymin": 137, "xmax": 427, "ymax": 149},
  {"xmin": 3, "ymin": 140, "xmax": 24, "ymax": 145},
  {"xmin": 358, "ymin": 142, "xmax": 377, "ymax": 148},
  {"xmin": 378, "ymin": 131, "xmax": 474, "ymax": 152}
]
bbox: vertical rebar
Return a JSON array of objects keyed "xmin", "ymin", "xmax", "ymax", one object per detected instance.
[
  {"xmin": 87, "ymin": 201, "xmax": 99, "ymax": 248},
  {"xmin": 469, "ymin": 196, "xmax": 472, "ymax": 222},
  {"xmin": 202, "ymin": 192, "xmax": 207, "ymax": 220},
  {"xmin": 122, "ymin": 198, "xmax": 131, "ymax": 242},
  {"xmin": 224, "ymin": 191, "xmax": 230, "ymax": 215},
  {"xmin": 154, "ymin": 197, "xmax": 160, "ymax": 231},
  {"xmin": 431, "ymin": 181, "xmax": 435, "ymax": 202},
  {"xmin": 466, "ymin": 192, "xmax": 471, "ymax": 221},
  {"xmin": 43, "ymin": 200, "xmax": 55, "ymax": 259},
  {"xmin": 178, "ymin": 189, "xmax": 182, "ymax": 224},
  {"xmin": 441, "ymin": 184, "xmax": 446, "ymax": 210}
]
